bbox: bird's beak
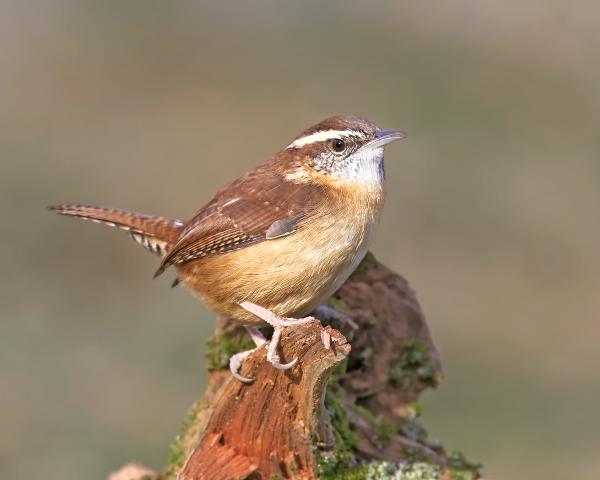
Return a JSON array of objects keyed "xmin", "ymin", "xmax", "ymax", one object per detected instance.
[{"xmin": 361, "ymin": 129, "xmax": 407, "ymax": 151}]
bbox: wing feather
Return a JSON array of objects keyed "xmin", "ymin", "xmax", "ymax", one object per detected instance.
[{"xmin": 154, "ymin": 165, "xmax": 319, "ymax": 276}]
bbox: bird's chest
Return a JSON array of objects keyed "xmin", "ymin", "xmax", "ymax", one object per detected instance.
[
  {"xmin": 277, "ymin": 186, "xmax": 384, "ymax": 300},
  {"xmin": 298, "ymin": 207, "xmax": 375, "ymax": 295}
]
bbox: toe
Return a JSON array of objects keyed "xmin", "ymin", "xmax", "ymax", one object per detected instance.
[
  {"xmin": 269, "ymin": 356, "xmax": 298, "ymax": 370},
  {"xmin": 229, "ymin": 350, "xmax": 256, "ymax": 383},
  {"xmin": 320, "ymin": 328, "xmax": 331, "ymax": 350},
  {"xmin": 231, "ymin": 370, "xmax": 254, "ymax": 383}
]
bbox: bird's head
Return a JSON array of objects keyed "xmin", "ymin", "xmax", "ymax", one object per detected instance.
[{"xmin": 281, "ymin": 115, "xmax": 406, "ymax": 188}]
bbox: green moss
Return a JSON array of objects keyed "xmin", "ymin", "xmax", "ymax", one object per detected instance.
[
  {"xmin": 369, "ymin": 461, "xmax": 441, "ymax": 479},
  {"xmin": 319, "ymin": 358, "xmax": 481, "ymax": 479},
  {"xmin": 408, "ymin": 401, "xmax": 423, "ymax": 418},
  {"xmin": 353, "ymin": 251, "xmax": 378, "ymax": 274},
  {"xmin": 448, "ymin": 470, "xmax": 479, "ymax": 480},
  {"xmin": 318, "ymin": 351, "xmax": 480, "ymax": 478},
  {"xmin": 317, "ymin": 455, "xmax": 370, "ymax": 480},
  {"xmin": 319, "ymin": 367, "xmax": 361, "ymax": 480},
  {"xmin": 372, "ymin": 416, "xmax": 397, "ymax": 449},
  {"xmin": 165, "ymin": 400, "xmax": 204, "ymax": 478},
  {"xmin": 319, "ymin": 460, "xmax": 441, "ymax": 479},
  {"xmin": 329, "ymin": 358, "xmax": 349, "ymax": 386},
  {"xmin": 316, "ymin": 459, "xmax": 480, "ymax": 480},
  {"xmin": 326, "ymin": 390, "xmax": 359, "ymax": 452},
  {"xmin": 389, "ymin": 339, "xmax": 438, "ymax": 389},
  {"xmin": 316, "ymin": 352, "xmax": 360, "ymax": 480},
  {"xmin": 347, "ymin": 402, "xmax": 375, "ymax": 423},
  {"xmin": 446, "ymin": 451, "xmax": 482, "ymax": 480},
  {"xmin": 317, "ymin": 459, "xmax": 480, "ymax": 480},
  {"xmin": 317, "ymin": 458, "xmax": 483, "ymax": 480},
  {"xmin": 205, "ymin": 330, "xmax": 255, "ymax": 371}
]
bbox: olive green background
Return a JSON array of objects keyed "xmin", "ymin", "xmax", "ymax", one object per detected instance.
[{"xmin": 2, "ymin": 2, "xmax": 599, "ymax": 479}]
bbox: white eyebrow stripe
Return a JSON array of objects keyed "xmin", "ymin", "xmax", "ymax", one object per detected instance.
[{"xmin": 286, "ymin": 129, "xmax": 361, "ymax": 149}]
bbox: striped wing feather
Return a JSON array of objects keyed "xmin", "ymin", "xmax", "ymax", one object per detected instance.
[{"xmin": 155, "ymin": 165, "xmax": 319, "ymax": 276}]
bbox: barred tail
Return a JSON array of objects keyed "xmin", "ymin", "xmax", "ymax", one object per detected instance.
[{"xmin": 48, "ymin": 204, "xmax": 184, "ymax": 257}]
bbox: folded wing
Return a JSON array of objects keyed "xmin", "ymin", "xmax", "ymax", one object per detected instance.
[{"xmin": 154, "ymin": 166, "xmax": 320, "ymax": 277}]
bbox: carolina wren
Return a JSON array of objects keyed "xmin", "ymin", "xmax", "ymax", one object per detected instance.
[{"xmin": 50, "ymin": 116, "xmax": 405, "ymax": 381}]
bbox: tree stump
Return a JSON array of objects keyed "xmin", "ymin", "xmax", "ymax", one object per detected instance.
[
  {"xmin": 111, "ymin": 253, "xmax": 482, "ymax": 480},
  {"xmin": 179, "ymin": 322, "xmax": 349, "ymax": 480}
]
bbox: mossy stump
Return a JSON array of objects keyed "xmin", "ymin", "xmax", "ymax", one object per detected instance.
[{"xmin": 110, "ymin": 253, "xmax": 482, "ymax": 480}]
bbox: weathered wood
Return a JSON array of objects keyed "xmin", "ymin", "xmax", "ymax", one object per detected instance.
[{"xmin": 179, "ymin": 323, "xmax": 349, "ymax": 480}]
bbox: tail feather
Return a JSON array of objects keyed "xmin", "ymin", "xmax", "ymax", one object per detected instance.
[{"xmin": 48, "ymin": 204, "xmax": 183, "ymax": 257}]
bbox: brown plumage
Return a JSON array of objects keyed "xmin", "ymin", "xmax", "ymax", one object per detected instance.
[
  {"xmin": 48, "ymin": 204, "xmax": 183, "ymax": 256},
  {"xmin": 50, "ymin": 115, "xmax": 405, "ymax": 326},
  {"xmin": 154, "ymin": 161, "xmax": 324, "ymax": 276}
]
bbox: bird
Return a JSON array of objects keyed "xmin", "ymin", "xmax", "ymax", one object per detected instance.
[{"xmin": 49, "ymin": 115, "xmax": 405, "ymax": 382}]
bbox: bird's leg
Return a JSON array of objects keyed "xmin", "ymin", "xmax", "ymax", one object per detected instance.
[
  {"xmin": 240, "ymin": 301, "xmax": 319, "ymax": 370},
  {"xmin": 312, "ymin": 304, "xmax": 359, "ymax": 330},
  {"xmin": 229, "ymin": 326, "xmax": 267, "ymax": 383}
]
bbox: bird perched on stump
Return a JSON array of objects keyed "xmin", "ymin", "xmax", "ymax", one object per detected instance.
[{"xmin": 49, "ymin": 115, "xmax": 405, "ymax": 382}]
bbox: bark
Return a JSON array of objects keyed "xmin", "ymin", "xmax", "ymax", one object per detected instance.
[
  {"xmin": 110, "ymin": 253, "xmax": 482, "ymax": 480},
  {"xmin": 179, "ymin": 322, "xmax": 348, "ymax": 480}
]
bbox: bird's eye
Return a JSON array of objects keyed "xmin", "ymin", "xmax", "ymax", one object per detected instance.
[{"xmin": 330, "ymin": 138, "xmax": 346, "ymax": 153}]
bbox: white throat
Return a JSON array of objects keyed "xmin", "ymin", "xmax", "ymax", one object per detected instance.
[{"xmin": 337, "ymin": 146, "xmax": 385, "ymax": 187}]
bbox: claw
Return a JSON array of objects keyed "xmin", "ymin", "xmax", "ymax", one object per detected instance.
[
  {"xmin": 229, "ymin": 349, "xmax": 255, "ymax": 383},
  {"xmin": 320, "ymin": 328, "xmax": 331, "ymax": 350},
  {"xmin": 269, "ymin": 354, "xmax": 298, "ymax": 370},
  {"xmin": 227, "ymin": 326, "xmax": 267, "ymax": 383},
  {"xmin": 265, "ymin": 327, "xmax": 298, "ymax": 370},
  {"xmin": 236, "ymin": 301, "xmax": 317, "ymax": 379}
]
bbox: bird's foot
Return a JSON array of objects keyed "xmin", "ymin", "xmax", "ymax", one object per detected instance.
[
  {"xmin": 238, "ymin": 301, "xmax": 331, "ymax": 375},
  {"xmin": 312, "ymin": 304, "xmax": 359, "ymax": 330},
  {"xmin": 229, "ymin": 326, "xmax": 266, "ymax": 383}
]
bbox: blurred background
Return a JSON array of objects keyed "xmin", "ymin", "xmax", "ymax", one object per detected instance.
[{"xmin": 1, "ymin": 1, "xmax": 599, "ymax": 478}]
